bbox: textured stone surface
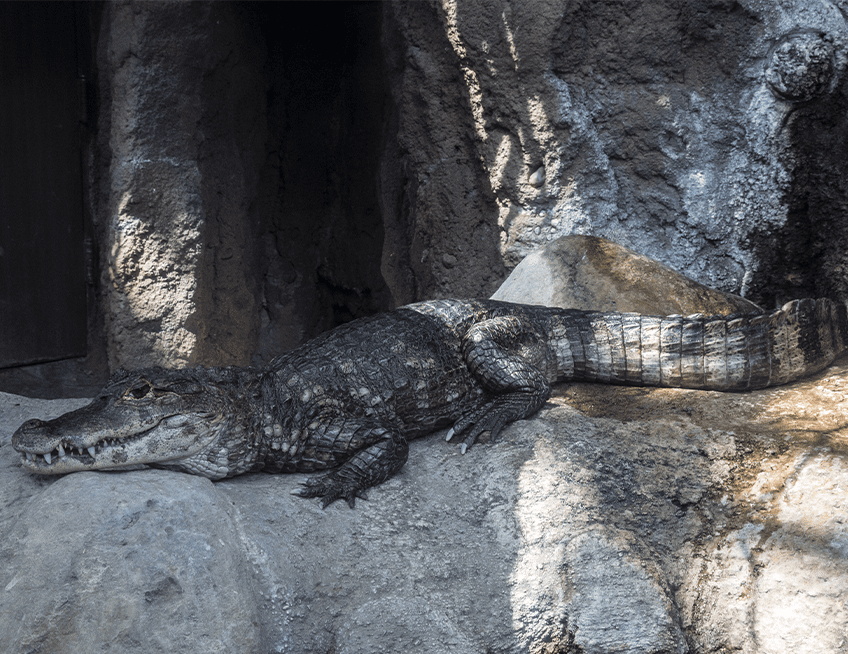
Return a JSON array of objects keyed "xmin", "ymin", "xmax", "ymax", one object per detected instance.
[
  {"xmin": 99, "ymin": 1, "xmax": 266, "ymax": 369},
  {"xmin": 5, "ymin": 0, "xmax": 848, "ymax": 647},
  {"xmin": 5, "ymin": 368, "xmax": 848, "ymax": 653},
  {"xmin": 87, "ymin": 2, "xmax": 392, "ymax": 372},
  {"xmin": 28, "ymin": 0, "xmax": 847, "ymax": 381},
  {"xmin": 0, "ymin": 470, "xmax": 260, "ymax": 654},
  {"xmin": 492, "ymin": 234, "xmax": 762, "ymax": 315},
  {"xmin": 380, "ymin": 0, "xmax": 848, "ymax": 307}
]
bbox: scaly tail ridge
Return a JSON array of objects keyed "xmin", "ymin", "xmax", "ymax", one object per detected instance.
[{"xmin": 549, "ymin": 299, "xmax": 848, "ymax": 391}]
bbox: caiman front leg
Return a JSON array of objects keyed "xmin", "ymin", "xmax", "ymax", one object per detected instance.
[
  {"xmin": 293, "ymin": 418, "xmax": 409, "ymax": 509},
  {"xmin": 447, "ymin": 315, "xmax": 553, "ymax": 453}
]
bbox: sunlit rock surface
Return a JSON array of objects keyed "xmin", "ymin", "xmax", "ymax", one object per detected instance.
[
  {"xmin": 381, "ymin": 0, "xmax": 848, "ymax": 307},
  {"xmin": 492, "ymin": 234, "xmax": 762, "ymax": 316},
  {"xmin": 3, "ymin": 357, "xmax": 848, "ymax": 653}
]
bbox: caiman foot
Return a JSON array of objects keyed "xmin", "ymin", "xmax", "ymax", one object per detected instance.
[
  {"xmin": 293, "ymin": 434, "xmax": 409, "ymax": 509},
  {"xmin": 294, "ymin": 474, "xmax": 368, "ymax": 509},
  {"xmin": 449, "ymin": 315, "xmax": 554, "ymax": 453},
  {"xmin": 445, "ymin": 390, "xmax": 549, "ymax": 454}
]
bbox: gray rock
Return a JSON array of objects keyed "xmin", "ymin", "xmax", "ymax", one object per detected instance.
[
  {"xmin": 0, "ymin": 393, "xmax": 92, "ymax": 538},
  {"xmin": 99, "ymin": 2, "xmax": 267, "ymax": 369},
  {"xmin": 564, "ymin": 529, "xmax": 685, "ymax": 654},
  {"xmin": 59, "ymin": 0, "xmax": 848, "ymax": 375},
  {"xmin": 0, "ymin": 471, "xmax": 260, "ymax": 654},
  {"xmin": 492, "ymin": 235, "xmax": 762, "ymax": 315},
  {"xmin": 381, "ymin": 0, "xmax": 848, "ymax": 305},
  {"xmin": 5, "ymin": 364, "xmax": 848, "ymax": 652},
  {"xmin": 85, "ymin": 2, "xmax": 395, "ymax": 371}
]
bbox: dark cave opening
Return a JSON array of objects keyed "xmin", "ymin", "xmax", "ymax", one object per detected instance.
[{"xmin": 252, "ymin": 1, "xmax": 393, "ymax": 363}]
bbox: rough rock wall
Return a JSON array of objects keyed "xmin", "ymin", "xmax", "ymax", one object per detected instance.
[
  {"xmin": 379, "ymin": 2, "xmax": 507, "ymax": 303},
  {"xmin": 381, "ymin": 0, "xmax": 848, "ymax": 308},
  {"xmin": 94, "ymin": 2, "xmax": 391, "ymax": 370},
  {"xmin": 88, "ymin": 0, "xmax": 848, "ymax": 371},
  {"xmin": 98, "ymin": 1, "xmax": 265, "ymax": 369}
]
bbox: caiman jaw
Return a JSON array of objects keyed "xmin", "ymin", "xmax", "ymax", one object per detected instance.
[
  {"xmin": 14, "ymin": 410, "xmax": 224, "ymax": 475},
  {"xmin": 15, "ymin": 415, "xmax": 173, "ymax": 473},
  {"xmin": 20, "ymin": 435, "xmax": 113, "ymax": 469}
]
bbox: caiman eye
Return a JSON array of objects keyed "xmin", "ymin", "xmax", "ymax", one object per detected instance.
[{"xmin": 127, "ymin": 381, "xmax": 152, "ymax": 399}]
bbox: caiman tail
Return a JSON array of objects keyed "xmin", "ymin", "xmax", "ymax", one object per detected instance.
[{"xmin": 546, "ymin": 298, "xmax": 848, "ymax": 391}]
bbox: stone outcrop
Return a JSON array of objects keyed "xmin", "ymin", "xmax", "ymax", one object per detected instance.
[
  {"xmin": 24, "ymin": 0, "xmax": 843, "ymax": 379},
  {"xmin": 90, "ymin": 2, "xmax": 392, "ymax": 371},
  {"xmin": 4, "ymin": 363, "xmax": 848, "ymax": 653},
  {"xmin": 97, "ymin": 2, "xmax": 266, "ymax": 369},
  {"xmin": 380, "ymin": 0, "xmax": 848, "ymax": 307},
  {"xmin": 6, "ymin": 1, "xmax": 848, "ymax": 645}
]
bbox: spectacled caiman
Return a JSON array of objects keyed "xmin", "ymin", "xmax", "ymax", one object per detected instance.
[{"xmin": 12, "ymin": 298, "xmax": 848, "ymax": 508}]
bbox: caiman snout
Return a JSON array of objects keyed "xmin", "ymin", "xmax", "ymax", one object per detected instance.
[{"xmin": 12, "ymin": 418, "xmax": 51, "ymax": 452}]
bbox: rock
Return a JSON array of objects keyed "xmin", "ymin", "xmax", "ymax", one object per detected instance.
[
  {"xmin": 48, "ymin": 0, "xmax": 848, "ymax": 375},
  {"xmin": 692, "ymin": 452, "xmax": 848, "ymax": 653},
  {"xmin": 91, "ymin": 3, "xmax": 393, "ymax": 370},
  {"xmin": 563, "ymin": 529, "xmax": 686, "ymax": 654},
  {"xmin": 100, "ymin": 1, "xmax": 266, "ymax": 369},
  {"xmin": 492, "ymin": 234, "xmax": 762, "ymax": 315},
  {"xmin": 528, "ymin": 166, "xmax": 545, "ymax": 188},
  {"xmin": 380, "ymin": 0, "xmax": 848, "ymax": 306},
  {"xmin": 0, "ymin": 394, "xmax": 92, "ymax": 536},
  {"xmin": 5, "ymin": 361, "xmax": 848, "ymax": 652},
  {"xmin": 0, "ymin": 471, "xmax": 260, "ymax": 654},
  {"xmin": 766, "ymin": 31, "xmax": 839, "ymax": 102}
]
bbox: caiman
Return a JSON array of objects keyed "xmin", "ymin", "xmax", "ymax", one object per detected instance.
[{"xmin": 12, "ymin": 298, "xmax": 848, "ymax": 507}]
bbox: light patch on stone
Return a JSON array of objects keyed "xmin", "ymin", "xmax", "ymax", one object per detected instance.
[
  {"xmin": 528, "ymin": 166, "xmax": 545, "ymax": 188},
  {"xmin": 442, "ymin": 0, "xmax": 488, "ymax": 141},
  {"xmin": 490, "ymin": 132, "xmax": 514, "ymax": 194}
]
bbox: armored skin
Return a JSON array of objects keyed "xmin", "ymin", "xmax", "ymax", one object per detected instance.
[{"xmin": 12, "ymin": 298, "xmax": 848, "ymax": 507}]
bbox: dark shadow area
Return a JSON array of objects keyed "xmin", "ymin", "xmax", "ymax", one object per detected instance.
[
  {"xmin": 747, "ymin": 61, "xmax": 848, "ymax": 307},
  {"xmin": 0, "ymin": 1, "xmax": 107, "ymax": 399},
  {"xmin": 251, "ymin": 1, "xmax": 394, "ymax": 364}
]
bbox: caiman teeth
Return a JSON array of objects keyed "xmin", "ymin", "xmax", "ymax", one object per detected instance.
[{"xmin": 22, "ymin": 438, "xmax": 128, "ymax": 467}]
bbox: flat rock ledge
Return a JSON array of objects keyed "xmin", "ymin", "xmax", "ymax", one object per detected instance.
[{"xmin": 3, "ymin": 363, "xmax": 848, "ymax": 654}]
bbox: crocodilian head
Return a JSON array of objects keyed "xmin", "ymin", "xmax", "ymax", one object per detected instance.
[{"xmin": 12, "ymin": 367, "xmax": 246, "ymax": 479}]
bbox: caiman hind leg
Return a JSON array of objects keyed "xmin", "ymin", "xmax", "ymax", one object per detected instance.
[
  {"xmin": 447, "ymin": 315, "xmax": 553, "ymax": 453},
  {"xmin": 294, "ymin": 418, "xmax": 409, "ymax": 509}
]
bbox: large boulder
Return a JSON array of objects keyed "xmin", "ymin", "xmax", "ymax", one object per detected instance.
[{"xmin": 492, "ymin": 234, "xmax": 762, "ymax": 315}]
